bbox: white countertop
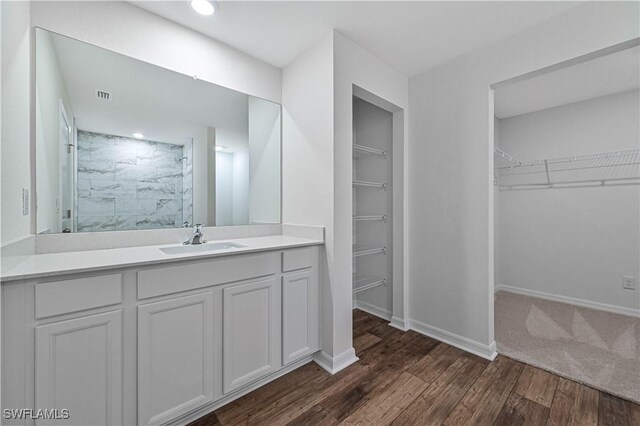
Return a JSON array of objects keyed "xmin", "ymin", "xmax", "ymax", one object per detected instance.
[{"xmin": 1, "ymin": 235, "xmax": 323, "ymax": 282}]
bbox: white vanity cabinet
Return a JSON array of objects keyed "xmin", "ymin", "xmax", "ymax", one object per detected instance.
[
  {"xmin": 137, "ymin": 292, "xmax": 215, "ymax": 426},
  {"xmin": 222, "ymin": 277, "xmax": 280, "ymax": 393},
  {"xmin": 281, "ymin": 248, "xmax": 319, "ymax": 365},
  {"xmin": 35, "ymin": 310, "xmax": 123, "ymax": 426},
  {"xmin": 1, "ymin": 245, "xmax": 320, "ymax": 426}
]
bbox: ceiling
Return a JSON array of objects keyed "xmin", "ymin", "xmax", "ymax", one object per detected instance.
[
  {"xmin": 495, "ymin": 45, "xmax": 640, "ymax": 119},
  {"xmin": 48, "ymin": 30, "xmax": 255, "ymax": 151},
  {"xmin": 132, "ymin": 1, "xmax": 580, "ymax": 77}
]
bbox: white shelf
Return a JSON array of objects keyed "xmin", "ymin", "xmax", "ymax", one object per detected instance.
[
  {"xmin": 353, "ymin": 180, "xmax": 386, "ymax": 189},
  {"xmin": 353, "ymin": 215, "xmax": 387, "ymax": 222},
  {"xmin": 495, "ymin": 147, "xmax": 640, "ymax": 188},
  {"xmin": 353, "ymin": 144, "xmax": 386, "ymax": 158},
  {"xmin": 353, "ymin": 247, "xmax": 386, "ymax": 258},
  {"xmin": 353, "ymin": 276, "xmax": 386, "ymax": 294}
]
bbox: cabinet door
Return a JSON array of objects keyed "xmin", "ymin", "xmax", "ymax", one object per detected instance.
[
  {"xmin": 138, "ymin": 292, "xmax": 214, "ymax": 426},
  {"xmin": 35, "ymin": 310, "xmax": 123, "ymax": 426},
  {"xmin": 282, "ymin": 270, "xmax": 318, "ymax": 364},
  {"xmin": 223, "ymin": 278, "xmax": 279, "ymax": 393}
]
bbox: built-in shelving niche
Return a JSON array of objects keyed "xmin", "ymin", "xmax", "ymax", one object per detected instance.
[{"xmin": 352, "ymin": 97, "xmax": 394, "ymax": 318}]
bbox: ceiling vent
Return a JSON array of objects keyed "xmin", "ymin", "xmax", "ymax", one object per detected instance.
[{"xmin": 95, "ymin": 89, "xmax": 112, "ymax": 101}]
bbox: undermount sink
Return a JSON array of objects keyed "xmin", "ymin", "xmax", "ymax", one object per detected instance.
[{"xmin": 160, "ymin": 242, "xmax": 246, "ymax": 255}]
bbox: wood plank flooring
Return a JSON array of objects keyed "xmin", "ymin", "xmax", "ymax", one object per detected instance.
[{"xmin": 189, "ymin": 309, "xmax": 640, "ymax": 426}]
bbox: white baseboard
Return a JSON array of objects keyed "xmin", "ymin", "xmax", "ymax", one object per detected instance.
[
  {"xmin": 495, "ymin": 284, "xmax": 640, "ymax": 317},
  {"xmin": 314, "ymin": 347, "xmax": 359, "ymax": 375},
  {"xmin": 353, "ymin": 299, "xmax": 392, "ymax": 321},
  {"xmin": 354, "ymin": 301, "xmax": 496, "ymax": 361},
  {"xmin": 389, "ymin": 316, "xmax": 409, "ymax": 331},
  {"xmin": 408, "ymin": 319, "xmax": 498, "ymax": 361}
]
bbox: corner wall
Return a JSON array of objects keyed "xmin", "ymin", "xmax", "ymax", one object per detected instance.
[
  {"xmin": 282, "ymin": 32, "xmax": 336, "ymax": 357},
  {"xmin": 282, "ymin": 30, "xmax": 409, "ymax": 369},
  {"xmin": 408, "ymin": 1, "xmax": 639, "ymax": 352},
  {"xmin": 333, "ymin": 32, "xmax": 409, "ymax": 334}
]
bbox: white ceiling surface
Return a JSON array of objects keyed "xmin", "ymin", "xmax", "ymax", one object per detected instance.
[
  {"xmin": 495, "ymin": 45, "xmax": 640, "ymax": 119},
  {"xmin": 132, "ymin": 1, "xmax": 580, "ymax": 77},
  {"xmin": 50, "ymin": 31, "xmax": 252, "ymax": 150}
]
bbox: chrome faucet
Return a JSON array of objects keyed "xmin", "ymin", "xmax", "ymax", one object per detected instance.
[{"xmin": 184, "ymin": 224, "xmax": 206, "ymax": 245}]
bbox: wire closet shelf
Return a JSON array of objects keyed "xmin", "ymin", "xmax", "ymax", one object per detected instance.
[
  {"xmin": 352, "ymin": 139, "xmax": 389, "ymax": 296},
  {"xmin": 494, "ymin": 148, "xmax": 640, "ymax": 189}
]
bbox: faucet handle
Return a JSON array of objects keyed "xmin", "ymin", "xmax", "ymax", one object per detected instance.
[{"xmin": 194, "ymin": 224, "xmax": 203, "ymax": 233}]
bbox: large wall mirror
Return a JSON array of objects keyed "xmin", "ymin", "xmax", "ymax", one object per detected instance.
[{"xmin": 35, "ymin": 28, "xmax": 281, "ymax": 233}]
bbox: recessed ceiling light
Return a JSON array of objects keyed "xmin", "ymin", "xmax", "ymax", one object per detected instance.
[
  {"xmin": 132, "ymin": 133, "xmax": 144, "ymax": 139},
  {"xmin": 215, "ymin": 146, "xmax": 225, "ymax": 152},
  {"xmin": 191, "ymin": 0, "xmax": 215, "ymax": 16}
]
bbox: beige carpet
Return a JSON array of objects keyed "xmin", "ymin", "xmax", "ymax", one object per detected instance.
[{"xmin": 495, "ymin": 291, "xmax": 640, "ymax": 403}]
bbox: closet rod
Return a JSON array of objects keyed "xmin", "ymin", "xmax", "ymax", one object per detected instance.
[
  {"xmin": 353, "ymin": 215, "xmax": 387, "ymax": 222},
  {"xmin": 353, "ymin": 144, "xmax": 387, "ymax": 157},
  {"xmin": 353, "ymin": 247, "xmax": 387, "ymax": 258},
  {"xmin": 353, "ymin": 180, "xmax": 387, "ymax": 189},
  {"xmin": 498, "ymin": 176, "xmax": 640, "ymax": 190},
  {"xmin": 353, "ymin": 277, "xmax": 386, "ymax": 294}
]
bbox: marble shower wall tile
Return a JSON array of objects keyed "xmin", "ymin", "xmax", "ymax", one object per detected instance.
[
  {"xmin": 136, "ymin": 215, "xmax": 175, "ymax": 229},
  {"xmin": 78, "ymin": 159, "xmax": 115, "ymax": 181},
  {"xmin": 77, "ymin": 216, "xmax": 116, "ymax": 232},
  {"xmin": 116, "ymin": 215, "xmax": 137, "ymax": 231},
  {"xmin": 91, "ymin": 181, "xmax": 137, "ymax": 198},
  {"xmin": 77, "ymin": 179, "xmax": 91, "ymax": 198},
  {"xmin": 78, "ymin": 198, "xmax": 115, "ymax": 216},
  {"xmin": 136, "ymin": 182, "xmax": 175, "ymax": 199},
  {"xmin": 115, "ymin": 198, "xmax": 157, "ymax": 216},
  {"xmin": 115, "ymin": 163, "xmax": 158, "ymax": 182},
  {"xmin": 77, "ymin": 130, "xmax": 188, "ymax": 232}
]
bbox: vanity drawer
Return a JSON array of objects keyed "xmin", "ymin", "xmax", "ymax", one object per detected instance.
[
  {"xmin": 35, "ymin": 273, "xmax": 123, "ymax": 319},
  {"xmin": 137, "ymin": 252, "xmax": 279, "ymax": 300},
  {"xmin": 282, "ymin": 248, "xmax": 312, "ymax": 272}
]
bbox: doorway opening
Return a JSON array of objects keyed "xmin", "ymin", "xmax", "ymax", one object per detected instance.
[{"xmin": 491, "ymin": 41, "xmax": 640, "ymax": 403}]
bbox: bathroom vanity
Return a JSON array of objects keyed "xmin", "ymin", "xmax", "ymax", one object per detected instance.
[
  {"xmin": 1, "ymin": 22, "xmax": 324, "ymax": 426},
  {"xmin": 1, "ymin": 235, "xmax": 322, "ymax": 425}
]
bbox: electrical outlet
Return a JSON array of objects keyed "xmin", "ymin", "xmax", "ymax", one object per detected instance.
[{"xmin": 622, "ymin": 276, "xmax": 637, "ymax": 290}]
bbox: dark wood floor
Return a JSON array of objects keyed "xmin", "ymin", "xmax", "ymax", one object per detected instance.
[{"xmin": 190, "ymin": 309, "xmax": 640, "ymax": 426}]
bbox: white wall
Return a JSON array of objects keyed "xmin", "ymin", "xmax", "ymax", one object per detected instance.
[
  {"xmin": 214, "ymin": 149, "xmax": 250, "ymax": 227},
  {"xmin": 35, "ymin": 30, "xmax": 75, "ymax": 234},
  {"xmin": 248, "ymin": 97, "xmax": 281, "ymax": 224},
  {"xmin": 283, "ymin": 30, "xmax": 408, "ymax": 363},
  {"xmin": 1, "ymin": 1, "xmax": 31, "ymax": 244},
  {"xmin": 282, "ymin": 32, "xmax": 335, "ymax": 356},
  {"xmin": 408, "ymin": 1, "xmax": 639, "ymax": 351},
  {"xmin": 192, "ymin": 127, "xmax": 215, "ymax": 226},
  {"xmin": 215, "ymin": 151, "xmax": 233, "ymax": 226},
  {"xmin": 497, "ymin": 90, "xmax": 640, "ymax": 312},
  {"xmin": 231, "ymin": 148, "xmax": 249, "ymax": 225}
]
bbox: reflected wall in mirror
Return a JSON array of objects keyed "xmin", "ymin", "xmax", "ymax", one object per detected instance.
[{"xmin": 35, "ymin": 28, "xmax": 281, "ymax": 233}]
